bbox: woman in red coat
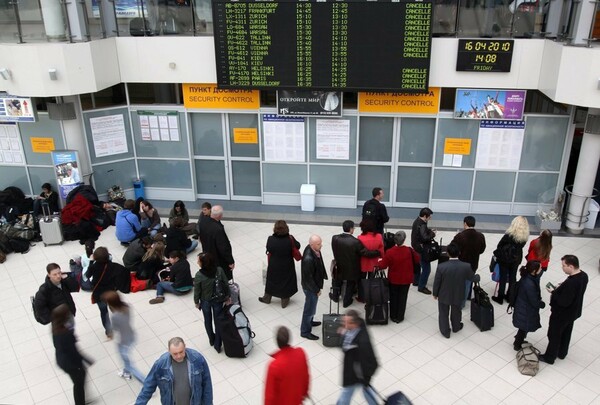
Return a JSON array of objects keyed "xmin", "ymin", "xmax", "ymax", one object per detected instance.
[
  {"xmin": 357, "ymin": 220, "xmax": 384, "ymax": 303},
  {"xmin": 264, "ymin": 326, "xmax": 309, "ymax": 405},
  {"xmin": 378, "ymin": 231, "xmax": 417, "ymax": 323},
  {"xmin": 526, "ymin": 229, "xmax": 552, "ymax": 272}
]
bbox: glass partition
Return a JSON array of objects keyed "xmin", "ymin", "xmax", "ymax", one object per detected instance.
[
  {"xmin": 433, "ymin": 0, "xmax": 457, "ymax": 36},
  {"xmin": 0, "ymin": 0, "xmax": 47, "ymax": 43},
  {"xmin": 457, "ymin": 0, "xmax": 513, "ymax": 37}
]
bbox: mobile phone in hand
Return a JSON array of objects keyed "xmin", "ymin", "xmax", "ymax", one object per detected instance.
[{"xmin": 546, "ymin": 282, "xmax": 555, "ymax": 290}]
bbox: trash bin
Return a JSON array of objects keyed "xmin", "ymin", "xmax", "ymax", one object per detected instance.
[
  {"xmin": 133, "ymin": 179, "xmax": 145, "ymax": 200},
  {"xmin": 300, "ymin": 184, "xmax": 316, "ymax": 212},
  {"xmin": 585, "ymin": 199, "xmax": 599, "ymax": 229}
]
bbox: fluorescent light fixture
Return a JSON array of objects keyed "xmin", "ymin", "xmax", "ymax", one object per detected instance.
[
  {"xmin": 48, "ymin": 69, "xmax": 57, "ymax": 80},
  {"xmin": 0, "ymin": 68, "xmax": 11, "ymax": 80}
]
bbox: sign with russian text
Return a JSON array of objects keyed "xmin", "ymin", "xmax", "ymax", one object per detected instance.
[
  {"xmin": 182, "ymin": 84, "xmax": 260, "ymax": 109},
  {"xmin": 358, "ymin": 87, "xmax": 440, "ymax": 114},
  {"xmin": 454, "ymin": 89, "xmax": 526, "ymax": 120},
  {"xmin": 277, "ymin": 90, "xmax": 342, "ymax": 117},
  {"xmin": 31, "ymin": 137, "xmax": 55, "ymax": 153}
]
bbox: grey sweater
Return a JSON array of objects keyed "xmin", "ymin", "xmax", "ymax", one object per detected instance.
[{"xmin": 112, "ymin": 309, "xmax": 135, "ymax": 346}]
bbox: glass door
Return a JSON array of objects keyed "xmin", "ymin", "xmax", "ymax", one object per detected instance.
[{"xmin": 226, "ymin": 113, "xmax": 262, "ymax": 200}]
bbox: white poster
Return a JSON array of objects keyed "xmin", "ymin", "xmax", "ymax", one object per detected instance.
[
  {"xmin": 316, "ymin": 119, "xmax": 350, "ymax": 160},
  {"xmin": 138, "ymin": 112, "xmax": 180, "ymax": 142},
  {"xmin": 90, "ymin": 114, "xmax": 129, "ymax": 157},
  {"xmin": 475, "ymin": 120, "xmax": 525, "ymax": 170},
  {"xmin": 263, "ymin": 115, "xmax": 305, "ymax": 162},
  {"xmin": 0, "ymin": 124, "xmax": 24, "ymax": 164}
]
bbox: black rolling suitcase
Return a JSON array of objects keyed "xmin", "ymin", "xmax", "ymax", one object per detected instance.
[
  {"xmin": 471, "ymin": 282, "xmax": 494, "ymax": 331},
  {"xmin": 322, "ymin": 288, "xmax": 342, "ymax": 347},
  {"xmin": 363, "ymin": 269, "xmax": 389, "ymax": 325}
]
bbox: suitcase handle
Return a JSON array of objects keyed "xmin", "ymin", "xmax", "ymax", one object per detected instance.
[
  {"xmin": 41, "ymin": 202, "xmax": 52, "ymax": 223},
  {"xmin": 329, "ymin": 286, "xmax": 340, "ymax": 315}
]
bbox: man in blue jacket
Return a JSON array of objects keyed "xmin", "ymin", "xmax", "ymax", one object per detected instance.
[
  {"xmin": 136, "ymin": 337, "xmax": 213, "ymax": 405},
  {"xmin": 115, "ymin": 199, "xmax": 143, "ymax": 244}
]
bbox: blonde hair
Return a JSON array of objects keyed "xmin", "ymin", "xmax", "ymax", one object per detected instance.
[
  {"xmin": 143, "ymin": 241, "xmax": 165, "ymax": 262},
  {"xmin": 506, "ymin": 216, "xmax": 530, "ymax": 243}
]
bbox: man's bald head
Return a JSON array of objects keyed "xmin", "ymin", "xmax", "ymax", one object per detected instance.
[
  {"xmin": 211, "ymin": 205, "xmax": 223, "ymax": 220},
  {"xmin": 309, "ymin": 235, "xmax": 322, "ymax": 252}
]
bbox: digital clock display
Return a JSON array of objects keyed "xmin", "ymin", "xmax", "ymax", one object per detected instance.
[{"xmin": 456, "ymin": 39, "xmax": 514, "ymax": 73}]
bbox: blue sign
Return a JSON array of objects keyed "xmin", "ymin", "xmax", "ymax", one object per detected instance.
[{"xmin": 51, "ymin": 150, "xmax": 83, "ymax": 200}]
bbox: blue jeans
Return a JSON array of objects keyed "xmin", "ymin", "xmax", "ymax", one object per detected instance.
[
  {"xmin": 156, "ymin": 281, "xmax": 185, "ymax": 296},
  {"xmin": 418, "ymin": 258, "xmax": 431, "ymax": 289},
  {"xmin": 301, "ymin": 289, "xmax": 318, "ymax": 335},
  {"xmin": 118, "ymin": 343, "xmax": 145, "ymax": 382},
  {"xmin": 187, "ymin": 239, "xmax": 199, "ymax": 254},
  {"xmin": 336, "ymin": 384, "xmax": 378, "ymax": 405},
  {"xmin": 97, "ymin": 301, "xmax": 112, "ymax": 336},
  {"xmin": 200, "ymin": 300, "xmax": 223, "ymax": 350},
  {"xmin": 141, "ymin": 219, "xmax": 161, "ymax": 237},
  {"xmin": 462, "ymin": 280, "xmax": 472, "ymax": 308}
]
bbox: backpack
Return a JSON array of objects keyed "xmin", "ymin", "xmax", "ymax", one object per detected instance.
[
  {"xmin": 506, "ymin": 279, "xmax": 521, "ymax": 314},
  {"xmin": 30, "ymin": 295, "xmax": 48, "ymax": 325},
  {"xmin": 217, "ymin": 304, "xmax": 255, "ymax": 358},
  {"xmin": 9, "ymin": 238, "xmax": 30, "ymax": 254},
  {"xmin": 362, "ymin": 200, "xmax": 378, "ymax": 219},
  {"xmin": 211, "ymin": 276, "xmax": 230, "ymax": 303}
]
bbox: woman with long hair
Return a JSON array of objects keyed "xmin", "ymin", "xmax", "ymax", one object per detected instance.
[
  {"xmin": 492, "ymin": 216, "xmax": 529, "ymax": 304},
  {"xmin": 101, "ymin": 291, "xmax": 145, "ymax": 382},
  {"xmin": 168, "ymin": 200, "xmax": 197, "ymax": 236},
  {"xmin": 193, "ymin": 252, "xmax": 229, "ymax": 353},
  {"xmin": 52, "ymin": 304, "xmax": 90, "ymax": 405},
  {"xmin": 526, "ymin": 229, "xmax": 553, "ymax": 272},
  {"xmin": 357, "ymin": 219, "xmax": 384, "ymax": 302},
  {"xmin": 512, "ymin": 261, "xmax": 545, "ymax": 350},
  {"xmin": 137, "ymin": 241, "xmax": 167, "ymax": 283},
  {"xmin": 85, "ymin": 246, "xmax": 118, "ymax": 338},
  {"xmin": 259, "ymin": 220, "xmax": 301, "ymax": 308}
]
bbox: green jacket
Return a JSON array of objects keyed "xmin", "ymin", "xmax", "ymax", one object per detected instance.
[{"xmin": 193, "ymin": 266, "xmax": 228, "ymax": 304}]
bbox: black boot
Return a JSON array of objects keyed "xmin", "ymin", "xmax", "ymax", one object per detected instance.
[{"xmin": 258, "ymin": 294, "xmax": 272, "ymax": 304}]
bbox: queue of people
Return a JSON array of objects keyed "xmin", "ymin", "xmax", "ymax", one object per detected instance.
[{"xmin": 30, "ymin": 192, "xmax": 591, "ymax": 405}]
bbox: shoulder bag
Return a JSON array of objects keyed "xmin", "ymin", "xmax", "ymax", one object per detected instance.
[
  {"xmin": 90, "ymin": 264, "xmax": 108, "ymax": 304},
  {"xmin": 290, "ymin": 235, "xmax": 302, "ymax": 261}
]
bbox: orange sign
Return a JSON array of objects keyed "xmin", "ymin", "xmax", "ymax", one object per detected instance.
[
  {"xmin": 31, "ymin": 137, "xmax": 55, "ymax": 153},
  {"xmin": 358, "ymin": 87, "xmax": 440, "ymax": 114},
  {"xmin": 233, "ymin": 128, "xmax": 258, "ymax": 144},
  {"xmin": 444, "ymin": 138, "xmax": 471, "ymax": 155},
  {"xmin": 182, "ymin": 84, "xmax": 260, "ymax": 109}
]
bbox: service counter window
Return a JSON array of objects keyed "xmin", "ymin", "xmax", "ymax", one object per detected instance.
[
  {"xmin": 194, "ymin": 160, "xmax": 227, "ymax": 195},
  {"xmin": 519, "ymin": 116, "xmax": 568, "ymax": 171},
  {"xmin": 191, "ymin": 113, "xmax": 224, "ymax": 156},
  {"xmin": 263, "ymin": 164, "xmax": 307, "ymax": 194},
  {"xmin": 396, "ymin": 167, "xmax": 432, "ymax": 203},
  {"xmin": 138, "ymin": 159, "xmax": 192, "ymax": 188},
  {"xmin": 432, "ymin": 169, "xmax": 474, "ymax": 200},
  {"xmin": 399, "ymin": 118, "xmax": 435, "ymax": 163},
  {"xmin": 473, "ymin": 171, "xmax": 515, "ymax": 201}
]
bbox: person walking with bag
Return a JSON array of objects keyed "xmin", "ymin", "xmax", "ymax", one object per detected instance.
[
  {"xmin": 526, "ymin": 229, "xmax": 552, "ymax": 272},
  {"xmin": 193, "ymin": 252, "xmax": 229, "ymax": 353},
  {"xmin": 512, "ymin": 261, "xmax": 545, "ymax": 351},
  {"xmin": 85, "ymin": 246, "xmax": 118, "ymax": 338},
  {"xmin": 259, "ymin": 220, "xmax": 301, "ymax": 308},
  {"xmin": 492, "ymin": 216, "xmax": 529, "ymax": 304}
]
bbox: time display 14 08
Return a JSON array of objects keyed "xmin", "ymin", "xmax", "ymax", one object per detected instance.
[{"xmin": 456, "ymin": 39, "xmax": 514, "ymax": 73}]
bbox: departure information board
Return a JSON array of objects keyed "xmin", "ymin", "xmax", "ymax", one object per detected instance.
[{"xmin": 212, "ymin": 0, "xmax": 433, "ymax": 92}]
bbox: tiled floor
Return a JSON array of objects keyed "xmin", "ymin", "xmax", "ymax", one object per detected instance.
[{"xmin": 1, "ymin": 219, "xmax": 599, "ymax": 404}]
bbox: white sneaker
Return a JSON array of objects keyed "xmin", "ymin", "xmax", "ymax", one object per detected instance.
[{"xmin": 117, "ymin": 370, "xmax": 132, "ymax": 380}]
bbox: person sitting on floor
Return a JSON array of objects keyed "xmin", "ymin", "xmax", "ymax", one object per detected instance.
[
  {"xmin": 168, "ymin": 200, "xmax": 197, "ymax": 237},
  {"xmin": 33, "ymin": 182, "xmax": 60, "ymax": 216},
  {"xmin": 122, "ymin": 237, "xmax": 153, "ymax": 272},
  {"xmin": 137, "ymin": 241, "xmax": 167, "ymax": 284},
  {"xmin": 166, "ymin": 217, "xmax": 198, "ymax": 257},
  {"xmin": 115, "ymin": 199, "xmax": 144, "ymax": 245},
  {"xmin": 149, "ymin": 250, "xmax": 193, "ymax": 304},
  {"xmin": 139, "ymin": 200, "xmax": 162, "ymax": 237}
]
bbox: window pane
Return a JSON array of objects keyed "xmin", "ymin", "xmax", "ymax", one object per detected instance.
[
  {"xmin": 458, "ymin": 0, "xmax": 513, "ymax": 37},
  {"xmin": 396, "ymin": 167, "xmax": 431, "ymax": 203},
  {"xmin": 131, "ymin": 111, "xmax": 189, "ymax": 158},
  {"xmin": 263, "ymin": 164, "xmax": 307, "ymax": 193},
  {"xmin": 194, "ymin": 159, "xmax": 227, "ymax": 195},
  {"xmin": 138, "ymin": 159, "xmax": 192, "ymax": 188},
  {"xmin": 399, "ymin": 118, "xmax": 435, "ymax": 163},
  {"xmin": 432, "ymin": 0, "xmax": 457, "ymax": 36},
  {"xmin": 232, "ymin": 161, "xmax": 261, "ymax": 196},
  {"xmin": 310, "ymin": 165, "xmax": 355, "ymax": 195},
  {"xmin": 515, "ymin": 173, "xmax": 559, "ymax": 203},
  {"xmin": 436, "ymin": 119, "xmax": 479, "ymax": 168},
  {"xmin": 432, "ymin": 169, "xmax": 473, "ymax": 200},
  {"xmin": 92, "ymin": 160, "xmax": 137, "ymax": 194},
  {"xmin": 0, "ymin": 166, "xmax": 30, "ymax": 193},
  {"xmin": 473, "ymin": 171, "xmax": 515, "ymax": 201},
  {"xmin": 28, "ymin": 167, "xmax": 58, "ymax": 196},
  {"xmin": 229, "ymin": 114, "xmax": 259, "ymax": 158},
  {"xmin": 519, "ymin": 116, "xmax": 568, "ymax": 171},
  {"xmin": 358, "ymin": 166, "xmax": 390, "ymax": 201},
  {"xmin": 191, "ymin": 113, "xmax": 224, "ymax": 156},
  {"xmin": 359, "ymin": 117, "xmax": 393, "ymax": 162}
]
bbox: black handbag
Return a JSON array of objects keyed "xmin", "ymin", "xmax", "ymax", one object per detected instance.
[{"xmin": 422, "ymin": 238, "xmax": 442, "ymax": 262}]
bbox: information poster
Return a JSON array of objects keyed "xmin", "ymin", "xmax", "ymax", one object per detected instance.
[
  {"xmin": 138, "ymin": 111, "xmax": 180, "ymax": 142},
  {"xmin": 31, "ymin": 137, "xmax": 55, "ymax": 153},
  {"xmin": 51, "ymin": 150, "xmax": 83, "ymax": 200},
  {"xmin": 0, "ymin": 124, "xmax": 24, "ymax": 164},
  {"xmin": 475, "ymin": 120, "xmax": 525, "ymax": 170},
  {"xmin": 263, "ymin": 115, "xmax": 305, "ymax": 162},
  {"xmin": 0, "ymin": 94, "xmax": 36, "ymax": 122},
  {"xmin": 277, "ymin": 90, "xmax": 342, "ymax": 116},
  {"xmin": 442, "ymin": 138, "xmax": 471, "ymax": 167},
  {"xmin": 316, "ymin": 119, "xmax": 350, "ymax": 160},
  {"xmin": 454, "ymin": 89, "xmax": 526, "ymax": 120},
  {"xmin": 90, "ymin": 114, "xmax": 128, "ymax": 157},
  {"xmin": 233, "ymin": 128, "xmax": 258, "ymax": 144}
]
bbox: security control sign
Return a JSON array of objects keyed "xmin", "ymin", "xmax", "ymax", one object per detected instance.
[
  {"xmin": 0, "ymin": 94, "xmax": 36, "ymax": 122},
  {"xmin": 277, "ymin": 90, "xmax": 342, "ymax": 117}
]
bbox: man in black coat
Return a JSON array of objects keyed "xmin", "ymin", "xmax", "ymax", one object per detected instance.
[
  {"xmin": 34, "ymin": 263, "xmax": 79, "ymax": 325},
  {"xmin": 451, "ymin": 215, "xmax": 486, "ymax": 301},
  {"xmin": 331, "ymin": 220, "xmax": 381, "ymax": 308},
  {"xmin": 300, "ymin": 235, "xmax": 328, "ymax": 340},
  {"xmin": 198, "ymin": 205, "xmax": 235, "ymax": 280},
  {"xmin": 540, "ymin": 255, "xmax": 588, "ymax": 364},
  {"xmin": 336, "ymin": 309, "xmax": 378, "ymax": 405},
  {"xmin": 411, "ymin": 207, "xmax": 436, "ymax": 294},
  {"xmin": 433, "ymin": 243, "xmax": 480, "ymax": 338},
  {"xmin": 361, "ymin": 187, "xmax": 389, "ymax": 235}
]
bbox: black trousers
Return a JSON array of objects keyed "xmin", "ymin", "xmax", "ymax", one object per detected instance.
[
  {"xmin": 497, "ymin": 264, "xmax": 517, "ymax": 299},
  {"xmin": 438, "ymin": 302, "xmax": 462, "ymax": 336},
  {"xmin": 544, "ymin": 316, "xmax": 575, "ymax": 362},
  {"xmin": 332, "ymin": 279, "xmax": 357, "ymax": 307},
  {"xmin": 514, "ymin": 329, "xmax": 528, "ymax": 348},
  {"xmin": 66, "ymin": 367, "xmax": 86, "ymax": 405},
  {"xmin": 389, "ymin": 284, "xmax": 410, "ymax": 321}
]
